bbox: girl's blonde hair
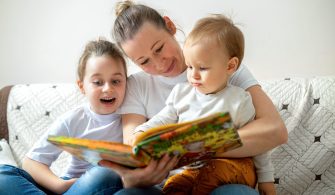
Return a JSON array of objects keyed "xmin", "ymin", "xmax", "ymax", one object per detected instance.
[
  {"xmin": 113, "ymin": 0, "xmax": 168, "ymax": 47},
  {"xmin": 77, "ymin": 39, "xmax": 127, "ymax": 81},
  {"xmin": 186, "ymin": 14, "xmax": 244, "ymax": 66}
]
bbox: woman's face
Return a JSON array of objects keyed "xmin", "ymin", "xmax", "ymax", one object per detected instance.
[{"xmin": 121, "ymin": 22, "xmax": 186, "ymax": 77}]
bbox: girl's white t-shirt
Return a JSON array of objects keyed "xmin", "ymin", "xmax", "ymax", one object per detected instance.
[{"xmin": 27, "ymin": 104, "xmax": 123, "ymax": 178}]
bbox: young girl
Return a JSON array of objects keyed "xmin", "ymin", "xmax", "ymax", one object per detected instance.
[{"xmin": 0, "ymin": 39, "xmax": 127, "ymax": 194}]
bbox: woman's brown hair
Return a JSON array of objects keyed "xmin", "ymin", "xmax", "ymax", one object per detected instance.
[{"xmin": 113, "ymin": 0, "xmax": 169, "ymax": 47}]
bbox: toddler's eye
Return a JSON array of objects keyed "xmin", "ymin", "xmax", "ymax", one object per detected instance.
[
  {"xmin": 199, "ymin": 67, "xmax": 208, "ymax": 71},
  {"xmin": 140, "ymin": 59, "xmax": 149, "ymax": 65}
]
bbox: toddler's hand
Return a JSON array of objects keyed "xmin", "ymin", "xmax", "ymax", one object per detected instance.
[{"xmin": 258, "ymin": 182, "xmax": 276, "ymax": 195}]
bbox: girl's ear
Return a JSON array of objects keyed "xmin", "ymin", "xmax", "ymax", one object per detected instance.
[
  {"xmin": 163, "ymin": 16, "xmax": 176, "ymax": 35},
  {"xmin": 227, "ymin": 57, "xmax": 239, "ymax": 74},
  {"xmin": 77, "ymin": 80, "xmax": 85, "ymax": 94}
]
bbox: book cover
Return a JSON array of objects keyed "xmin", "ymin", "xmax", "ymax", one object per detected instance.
[{"xmin": 47, "ymin": 112, "xmax": 242, "ymax": 168}]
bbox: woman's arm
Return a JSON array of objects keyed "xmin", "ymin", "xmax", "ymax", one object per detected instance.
[
  {"xmin": 222, "ymin": 85, "xmax": 288, "ymax": 157},
  {"xmin": 22, "ymin": 157, "xmax": 77, "ymax": 194}
]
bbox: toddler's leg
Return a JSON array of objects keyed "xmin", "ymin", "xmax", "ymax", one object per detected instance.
[
  {"xmin": 192, "ymin": 158, "xmax": 257, "ymax": 194},
  {"xmin": 163, "ymin": 169, "xmax": 198, "ymax": 195}
]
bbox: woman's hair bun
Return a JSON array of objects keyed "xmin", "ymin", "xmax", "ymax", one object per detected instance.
[{"xmin": 115, "ymin": 0, "xmax": 134, "ymax": 16}]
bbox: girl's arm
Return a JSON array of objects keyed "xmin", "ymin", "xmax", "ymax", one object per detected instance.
[
  {"xmin": 222, "ymin": 85, "xmax": 288, "ymax": 157},
  {"xmin": 122, "ymin": 113, "xmax": 147, "ymax": 145},
  {"xmin": 22, "ymin": 157, "xmax": 76, "ymax": 194}
]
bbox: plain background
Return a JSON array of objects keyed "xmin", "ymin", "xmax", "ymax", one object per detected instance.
[{"xmin": 0, "ymin": 0, "xmax": 334, "ymax": 89}]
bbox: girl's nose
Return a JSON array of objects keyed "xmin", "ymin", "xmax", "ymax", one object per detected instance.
[{"xmin": 102, "ymin": 83, "xmax": 112, "ymax": 92}]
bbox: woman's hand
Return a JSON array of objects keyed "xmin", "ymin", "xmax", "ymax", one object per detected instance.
[{"xmin": 99, "ymin": 154, "xmax": 179, "ymax": 188}]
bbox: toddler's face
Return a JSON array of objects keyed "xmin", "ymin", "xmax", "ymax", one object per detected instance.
[
  {"xmin": 184, "ymin": 40, "xmax": 234, "ymax": 94},
  {"xmin": 78, "ymin": 56, "xmax": 127, "ymax": 115}
]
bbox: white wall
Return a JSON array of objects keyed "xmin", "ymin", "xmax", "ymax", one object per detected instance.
[{"xmin": 1, "ymin": 0, "xmax": 334, "ymax": 89}]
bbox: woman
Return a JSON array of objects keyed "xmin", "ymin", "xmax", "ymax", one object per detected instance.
[{"xmin": 100, "ymin": 1, "xmax": 287, "ymax": 194}]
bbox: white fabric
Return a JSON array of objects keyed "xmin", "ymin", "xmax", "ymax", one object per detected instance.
[
  {"xmin": 0, "ymin": 139, "xmax": 18, "ymax": 167},
  {"xmin": 27, "ymin": 104, "xmax": 123, "ymax": 178},
  {"xmin": 259, "ymin": 77, "xmax": 335, "ymax": 194},
  {"xmin": 119, "ymin": 64, "xmax": 258, "ymax": 119},
  {"xmin": 135, "ymin": 83, "xmax": 274, "ymax": 182}
]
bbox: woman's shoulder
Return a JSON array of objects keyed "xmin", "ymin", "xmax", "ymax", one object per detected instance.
[{"xmin": 128, "ymin": 71, "xmax": 151, "ymax": 82}]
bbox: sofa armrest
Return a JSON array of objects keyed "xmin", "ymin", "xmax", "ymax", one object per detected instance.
[{"xmin": 0, "ymin": 85, "xmax": 13, "ymax": 141}]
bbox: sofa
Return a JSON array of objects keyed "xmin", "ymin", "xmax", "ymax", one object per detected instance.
[{"xmin": 1, "ymin": 77, "xmax": 334, "ymax": 194}]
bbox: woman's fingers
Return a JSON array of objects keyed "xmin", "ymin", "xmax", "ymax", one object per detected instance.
[
  {"xmin": 98, "ymin": 160, "xmax": 128, "ymax": 175},
  {"xmin": 98, "ymin": 154, "xmax": 180, "ymax": 188}
]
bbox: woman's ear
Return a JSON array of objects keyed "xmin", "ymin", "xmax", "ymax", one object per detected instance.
[
  {"xmin": 163, "ymin": 16, "xmax": 176, "ymax": 35},
  {"xmin": 77, "ymin": 80, "xmax": 85, "ymax": 94},
  {"xmin": 227, "ymin": 57, "xmax": 239, "ymax": 74}
]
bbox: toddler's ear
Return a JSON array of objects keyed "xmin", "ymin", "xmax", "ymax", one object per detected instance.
[
  {"xmin": 77, "ymin": 80, "xmax": 85, "ymax": 94},
  {"xmin": 227, "ymin": 57, "xmax": 239, "ymax": 74}
]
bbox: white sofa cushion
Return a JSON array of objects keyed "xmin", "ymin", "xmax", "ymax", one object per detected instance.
[
  {"xmin": 0, "ymin": 139, "xmax": 18, "ymax": 167},
  {"xmin": 260, "ymin": 77, "xmax": 335, "ymax": 194}
]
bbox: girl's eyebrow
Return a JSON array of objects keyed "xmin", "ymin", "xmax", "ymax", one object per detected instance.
[
  {"xmin": 90, "ymin": 72, "xmax": 124, "ymax": 78},
  {"xmin": 112, "ymin": 72, "xmax": 125, "ymax": 76}
]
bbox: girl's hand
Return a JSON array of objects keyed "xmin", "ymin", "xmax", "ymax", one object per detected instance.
[
  {"xmin": 55, "ymin": 178, "xmax": 77, "ymax": 194},
  {"xmin": 99, "ymin": 154, "xmax": 179, "ymax": 188}
]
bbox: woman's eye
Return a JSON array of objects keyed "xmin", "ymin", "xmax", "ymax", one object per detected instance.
[{"xmin": 155, "ymin": 44, "xmax": 164, "ymax": 53}]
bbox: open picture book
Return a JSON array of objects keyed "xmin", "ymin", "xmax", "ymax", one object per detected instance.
[{"xmin": 47, "ymin": 112, "xmax": 242, "ymax": 169}]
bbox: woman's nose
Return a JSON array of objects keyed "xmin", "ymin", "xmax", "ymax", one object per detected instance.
[{"xmin": 153, "ymin": 57, "xmax": 166, "ymax": 72}]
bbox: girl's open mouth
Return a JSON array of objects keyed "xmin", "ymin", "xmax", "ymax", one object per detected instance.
[{"xmin": 100, "ymin": 97, "xmax": 116, "ymax": 104}]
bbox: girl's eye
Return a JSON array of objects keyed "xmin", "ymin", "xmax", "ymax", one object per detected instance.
[
  {"xmin": 93, "ymin": 80, "xmax": 103, "ymax": 86},
  {"xmin": 155, "ymin": 44, "xmax": 164, "ymax": 53},
  {"xmin": 112, "ymin": 80, "xmax": 121, "ymax": 85}
]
